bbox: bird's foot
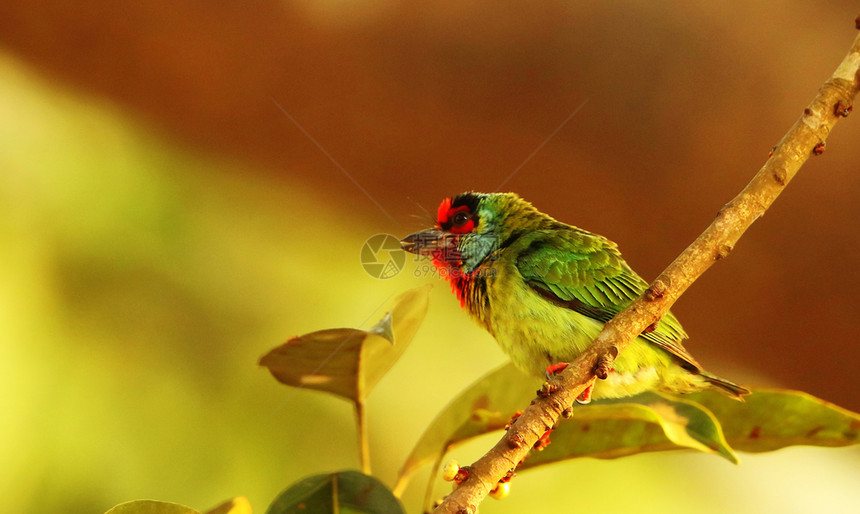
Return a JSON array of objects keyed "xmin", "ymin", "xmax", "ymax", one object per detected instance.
[
  {"xmin": 575, "ymin": 381, "xmax": 594, "ymax": 405},
  {"xmin": 545, "ymin": 361, "xmax": 569, "ymax": 377},
  {"xmin": 538, "ymin": 362, "xmax": 569, "ymax": 397}
]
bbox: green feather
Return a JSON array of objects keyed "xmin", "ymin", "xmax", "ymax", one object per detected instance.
[{"xmin": 515, "ymin": 229, "xmax": 702, "ymax": 371}]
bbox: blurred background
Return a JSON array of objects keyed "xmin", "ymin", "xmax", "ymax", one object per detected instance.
[{"xmin": 2, "ymin": 1, "xmax": 860, "ymax": 513}]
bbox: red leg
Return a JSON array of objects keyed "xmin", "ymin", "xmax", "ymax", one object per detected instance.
[{"xmin": 545, "ymin": 362, "xmax": 569, "ymax": 376}]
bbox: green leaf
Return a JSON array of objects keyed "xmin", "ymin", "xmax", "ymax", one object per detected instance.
[
  {"xmin": 205, "ymin": 497, "xmax": 252, "ymax": 514},
  {"xmin": 260, "ymin": 327, "xmax": 368, "ymax": 402},
  {"xmin": 259, "ymin": 285, "xmax": 431, "ymax": 403},
  {"xmin": 397, "ymin": 361, "xmax": 860, "ymax": 498},
  {"xmin": 105, "ymin": 500, "xmax": 201, "ymax": 514},
  {"xmin": 520, "ymin": 392, "xmax": 738, "ymax": 470},
  {"xmin": 395, "ymin": 363, "xmax": 739, "ymax": 493},
  {"xmin": 687, "ymin": 388, "xmax": 860, "ymax": 452},
  {"xmin": 266, "ymin": 471, "xmax": 404, "ymax": 514}
]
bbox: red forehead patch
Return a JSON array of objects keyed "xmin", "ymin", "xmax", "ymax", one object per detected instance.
[{"xmin": 437, "ymin": 197, "xmax": 453, "ymax": 225}]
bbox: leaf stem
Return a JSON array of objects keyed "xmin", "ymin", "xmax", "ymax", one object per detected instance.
[{"xmin": 355, "ymin": 400, "xmax": 372, "ymax": 475}]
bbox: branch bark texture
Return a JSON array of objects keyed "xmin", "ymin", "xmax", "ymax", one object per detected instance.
[{"xmin": 434, "ymin": 26, "xmax": 860, "ymax": 514}]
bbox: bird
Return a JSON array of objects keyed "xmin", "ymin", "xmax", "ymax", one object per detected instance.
[{"xmin": 400, "ymin": 191, "xmax": 749, "ymax": 403}]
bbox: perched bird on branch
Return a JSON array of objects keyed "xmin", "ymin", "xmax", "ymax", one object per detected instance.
[{"xmin": 401, "ymin": 192, "xmax": 748, "ymax": 403}]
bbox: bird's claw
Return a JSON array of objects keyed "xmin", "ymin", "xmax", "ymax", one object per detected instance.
[
  {"xmin": 575, "ymin": 382, "xmax": 594, "ymax": 404},
  {"xmin": 545, "ymin": 362, "xmax": 569, "ymax": 377},
  {"xmin": 538, "ymin": 362, "xmax": 569, "ymax": 397}
]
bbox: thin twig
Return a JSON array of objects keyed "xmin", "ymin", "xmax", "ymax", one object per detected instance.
[{"xmin": 434, "ymin": 25, "xmax": 860, "ymax": 514}]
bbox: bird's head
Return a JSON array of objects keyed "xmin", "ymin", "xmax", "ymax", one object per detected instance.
[{"xmin": 401, "ymin": 192, "xmax": 547, "ymax": 274}]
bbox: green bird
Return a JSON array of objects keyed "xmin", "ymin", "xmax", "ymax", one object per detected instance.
[{"xmin": 401, "ymin": 192, "xmax": 748, "ymax": 403}]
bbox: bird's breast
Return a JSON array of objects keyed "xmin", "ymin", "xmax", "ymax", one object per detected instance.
[{"xmin": 465, "ymin": 261, "xmax": 605, "ymax": 378}]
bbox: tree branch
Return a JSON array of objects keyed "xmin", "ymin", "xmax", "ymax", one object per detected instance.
[{"xmin": 434, "ymin": 24, "xmax": 860, "ymax": 514}]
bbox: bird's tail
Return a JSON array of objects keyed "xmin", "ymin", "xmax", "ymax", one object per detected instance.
[{"xmin": 699, "ymin": 370, "xmax": 751, "ymax": 401}]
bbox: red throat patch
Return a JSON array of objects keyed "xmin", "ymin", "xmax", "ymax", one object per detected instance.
[{"xmin": 433, "ymin": 196, "xmax": 476, "ymax": 308}]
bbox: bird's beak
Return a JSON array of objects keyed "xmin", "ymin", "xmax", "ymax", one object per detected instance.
[{"xmin": 400, "ymin": 228, "xmax": 449, "ymax": 256}]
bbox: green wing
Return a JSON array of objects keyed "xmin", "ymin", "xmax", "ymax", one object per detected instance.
[{"xmin": 515, "ymin": 229, "xmax": 701, "ymax": 370}]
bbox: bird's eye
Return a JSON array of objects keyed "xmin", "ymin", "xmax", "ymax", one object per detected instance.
[{"xmin": 452, "ymin": 211, "xmax": 470, "ymax": 226}]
